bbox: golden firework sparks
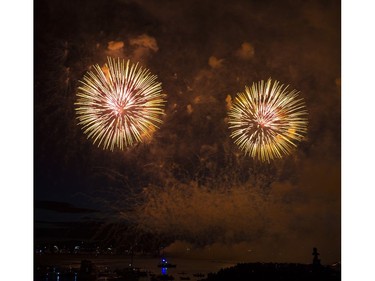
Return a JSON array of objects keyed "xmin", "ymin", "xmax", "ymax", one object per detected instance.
[
  {"xmin": 75, "ymin": 57, "xmax": 166, "ymax": 151},
  {"xmin": 228, "ymin": 78, "xmax": 308, "ymax": 162}
]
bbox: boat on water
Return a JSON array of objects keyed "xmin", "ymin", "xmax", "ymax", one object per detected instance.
[{"xmin": 157, "ymin": 257, "xmax": 177, "ymax": 268}]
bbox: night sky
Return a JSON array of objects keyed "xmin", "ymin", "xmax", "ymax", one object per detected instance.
[{"xmin": 34, "ymin": 0, "xmax": 341, "ymax": 264}]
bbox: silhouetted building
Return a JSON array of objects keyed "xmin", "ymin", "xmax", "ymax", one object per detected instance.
[{"xmin": 312, "ymin": 247, "xmax": 321, "ymax": 267}]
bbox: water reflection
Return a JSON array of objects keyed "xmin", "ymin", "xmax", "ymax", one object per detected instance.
[{"xmin": 36, "ymin": 269, "xmax": 79, "ymax": 281}]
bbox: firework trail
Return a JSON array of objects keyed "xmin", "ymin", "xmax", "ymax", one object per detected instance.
[
  {"xmin": 75, "ymin": 57, "xmax": 166, "ymax": 150},
  {"xmin": 228, "ymin": 78, "xmax": 308, "ymax": 162}
]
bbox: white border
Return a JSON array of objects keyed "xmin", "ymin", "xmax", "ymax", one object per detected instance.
[
  {"xmin": 342, "ymin": 0, "xmax": 375, "ymax": 280},
  {"xmin": 0, "ymin": 0, "xmax": 33, "ymax": 280}
]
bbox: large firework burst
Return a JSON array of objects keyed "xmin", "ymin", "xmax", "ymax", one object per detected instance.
[
  {"xmin": 228, "ymin": 78, "xmax": 308, "ymax": 162},
  {"xmin": 75, "ymin": 57, "xmax": 166, "ymax": 151}
]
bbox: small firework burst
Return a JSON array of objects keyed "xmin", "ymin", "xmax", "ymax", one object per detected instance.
[
  {"xmin": 75, "ymin": 57, "xmax": 166, "ymax": 151},
  {"xmin": 228, "ymin": 78, "xmax": 308, "ymax": 162}
]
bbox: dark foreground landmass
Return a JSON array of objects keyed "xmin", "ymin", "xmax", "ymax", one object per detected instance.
[
  {"xmin": 34, "ymin": 254, "xmax": 341, "ymax": 281},
  {"xmin": 203, "ymin": 262, "xmax": 340, "ymax": 281}
]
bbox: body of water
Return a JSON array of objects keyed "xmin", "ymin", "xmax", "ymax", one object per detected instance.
[{"xmin": 34, "ymin": 254, "xmax": 238, "ymax": 280}]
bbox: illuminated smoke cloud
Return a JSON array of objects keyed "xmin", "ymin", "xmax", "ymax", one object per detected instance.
[
  {"xmin": 129, "ymin": 34, "xmax": 159, "ymax": 62},
  {"xmin": 236, "ymin": 42, "xmax": 255, "ymax": 60}
]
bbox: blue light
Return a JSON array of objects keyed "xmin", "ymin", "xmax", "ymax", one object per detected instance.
[{"xmin": 161, "ymin": 267, "xmax": 168, "ymax": 275}]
